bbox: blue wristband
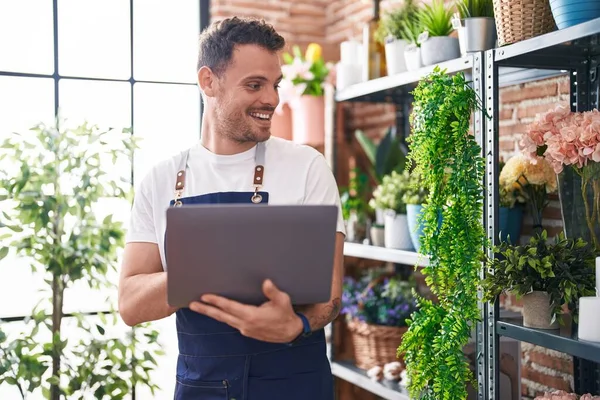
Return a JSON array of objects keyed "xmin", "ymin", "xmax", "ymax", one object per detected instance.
[
  {"xmin": 295, "ymin": 312, "xmax": 311, "ymax": 336},
  {"xmin": 288, "ymin": 312, "xmax": 311, "ymax": 345}
]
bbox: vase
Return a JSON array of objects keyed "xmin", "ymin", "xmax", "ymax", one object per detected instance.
[
  {"xmin": 406, "ymin": 204, "xmax": 425, "ymax": 252},
  {"xmin": 404, "ymin": 46, "xmax": 423, "ymax": 72},
  {"xmin": 549, "ymin": 0, "xmax": 600, "ymax": 30},
  {"xmin": 383, "ymin": 211, "xmax": 413, "ymax": 250},
  {"xmin": 270, "ymin": 103, "xmax": 293, "ymax": 141},
  {"xmin": 384, "ymin": 39, "xmax": 408, "ymax": 76},
  {"xmin": 290, "ymin": 95, "xmax": 325, "ymax": 146},
  {"xmin": 420, "ymin": 37, "xmax": 461, "ymax": 66},
  {"xmin": 498, "ymin": 205, "xmax": 523, "ymax": 244},
  {"xmin": 557, "ymin": 163, "xmax": 600, "ymax": 251},
  {"xmin": 370, "ymin": 225, "xmax": 385, "ymax": 247},
  {"xmin": 522, "ymin": 291, "xmax": 559, "ymax": 330}
]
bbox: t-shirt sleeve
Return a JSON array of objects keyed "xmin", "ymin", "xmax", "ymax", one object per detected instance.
[
  {"xmin": 125, "ymin": 171, "xmax": 158, "ymax": 244},
  {"xmin": 303, "ymin": 154, "xmax": 346, "ymax": 236}
]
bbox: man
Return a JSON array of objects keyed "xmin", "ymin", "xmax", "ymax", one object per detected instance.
[{"xmin": 118, "ymin": 16, "xmax": 346, "ymax": 400}]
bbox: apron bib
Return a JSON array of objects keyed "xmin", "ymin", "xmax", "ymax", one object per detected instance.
[{"xmin": 165, "ymin": 142, "xmax": 333, "ymax": 400}]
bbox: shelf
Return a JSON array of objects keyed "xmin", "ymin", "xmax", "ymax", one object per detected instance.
[
  {"xmin": 494, "ymin": 17, "xmax": 600, "ymax": 68},
  {"xmin": 343, "ymin": 242, "xmax": 429, "ymax": 267},
  {"xmin": 335, "ymin": 56, "xmax": 473, "ymax": 103},
  {"xmin": 498, "ymin": 67, "xmax": 568, "ymax": 88},
  {"xmin": 331, "ymin": 361, "xmax": 410, "ymax": 400},
  {"xmin": 497, "ymin": 317, "xmax": 600, "ymax": 363}
]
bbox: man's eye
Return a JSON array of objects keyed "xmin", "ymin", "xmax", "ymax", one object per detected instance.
[{"xmin": 248, "ymin": 83, "xmax": 261, "ymax": 90}]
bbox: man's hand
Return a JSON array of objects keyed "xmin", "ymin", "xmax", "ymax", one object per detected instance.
[{"xmin": 189, "ymin": 279, "xmax": 303, "ymax": 343}]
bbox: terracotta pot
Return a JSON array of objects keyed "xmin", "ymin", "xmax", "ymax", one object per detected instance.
[
  {"xmin": 291, "ymin": 95, "xmax": 325, "ymax": 146},
  {"xmin": 522, "ymin": 291, "xmax": 559, "ymax": 330},
  {"xmin": 270, "ymin": 103, "xmax": 293, "ymax": 141}
]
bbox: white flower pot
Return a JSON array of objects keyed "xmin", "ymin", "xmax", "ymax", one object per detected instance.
[
  {"xmin": 385, "ymin": 39, "xmax": 408, "ymax": 76},
  {"xmin": 404, "ymin": 46, "xmax": 423, "ymax": 71},
  {"xmin": 383, "ymin": 211, "xmax": 414, "ymax": 250},
  {"xmin": 375, "ymin": 208, "xmax": 386, "ymax": 225},
  {"xmin": 420, "ymin": 36, "xmax": 461, "ymax": 66}
]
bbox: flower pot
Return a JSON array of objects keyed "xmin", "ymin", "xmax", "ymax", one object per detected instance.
[
  {"xmin": 384, "ymin": 211, "xmax": 413, "ymax": 250},
  {"xmin": 370, "ymin": 225, "xmax": 385, "ymax": 247},
  {"xmin": 404, "ymin": 46, "xmax": 423, "ymax": 71},
  {"xmin": 270, "ymin": 103, "xmax": 293, "ymax": 141},
  {"xmin": 384, "ymin": 39, "xmax": 408, "ymax": 76},
  {"xmin": 457, "ymin": 17, "xmax": 497, "ymax": 54},
  {"xmin": 290, "ymin": 95, "xmax": 325, "ymax": 146},
  {"xmin": 557, "ymin": 163, "xmax": 600, "ymax": 252},
  {"xmin": 522, "ymin": 291, "xmax": 559, "ymax": 330},
  {"xmin": 375, "ymin": 208, "xmax": 386, "ymax": 225},
  {"xmin": 420, "ymin": 37, "xmax": 461, "ymax": 66},
  {"xmin": 499, "ymin": 206, "xmax": 523, "ymax": 244},
  {"xmin": 406, "ymin": 204, "xmax": 425, "ymax": 252},
  {"xmin": 550, "ymin": 0, "xmax": 600, "ymax": 30}
]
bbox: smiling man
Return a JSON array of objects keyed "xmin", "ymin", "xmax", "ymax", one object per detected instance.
[{"xmin": 117, "ymin": 17, "xmax": 346, "ymax": 400}]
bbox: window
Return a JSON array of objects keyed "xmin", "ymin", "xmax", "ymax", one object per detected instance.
[{"xmin": 0, "ymin": 1, "xmax": 208, "ymax": 396}]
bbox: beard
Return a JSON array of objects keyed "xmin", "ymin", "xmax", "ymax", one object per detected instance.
[{"xmin": 215, "ymin": 103, "xmax": 273, "ymax": 144}]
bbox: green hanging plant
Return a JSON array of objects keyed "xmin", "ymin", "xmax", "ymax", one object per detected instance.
[{"xmin": 397, "ymin": 67, "xmax": 487, "ymax": 400}]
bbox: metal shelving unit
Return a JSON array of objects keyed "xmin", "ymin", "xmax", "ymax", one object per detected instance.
[
  {"xmin": 484, "ymin": 17, "xmax": 600, "ymax": 399},
  {"xmin": 331, "ymin": 16, "xmax": 600, "ymax": 400}
]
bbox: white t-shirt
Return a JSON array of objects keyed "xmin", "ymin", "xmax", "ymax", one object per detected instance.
[{"xmin": 126, "ymin": 136, "xmax": 346, "ymax": 270}]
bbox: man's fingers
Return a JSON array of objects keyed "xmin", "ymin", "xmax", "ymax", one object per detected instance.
[
  {"xmin": 189, "ymin": 301, "xmax": 243, "ymax": 328},
  {"xmin": 262, "ymin": 279, "xmax": 291, "ymax": 305},
  {"xmin": 200, "ymin": 294, "xmax": 255, "ymax": 318}
]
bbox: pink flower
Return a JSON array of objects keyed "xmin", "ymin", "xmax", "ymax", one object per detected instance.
[{"xmin": 592, "ymin": 143, "xmax": 600, "ymax": 162}]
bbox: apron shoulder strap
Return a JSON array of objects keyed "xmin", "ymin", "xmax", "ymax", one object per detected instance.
[{"xmin": 173, "ymin": 149, "xmax": 190, "ymax": 206}]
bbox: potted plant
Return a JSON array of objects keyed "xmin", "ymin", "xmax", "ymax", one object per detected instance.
[
  {"xmin": 355, "ymin": 127, "xmax": 408, "ymax": 225},
  {"xmin": 417, "ymin": 0, "xmax": 461, "ymax": 66},
  {"xmin": 374, "ymin": 0, "xmax": 420, "ymax": 75},
  {"xmin": 483, "ymin": 230, "xmax": 597, "ymax": 329},
  {"xmin": 0, "ymin": 120, "xmax": 163, "ymax": 399},
  {"xmin": 341, "ymin": 167, "xmax": 370, "ymax": 243},
  {"xmin": 498, "ymin": 153, "xmax": 557, "ymax": 242},
  {"xmin": 398, "ymin": 68, "xmax": 487, "ymax": 400},
  {"xmin": 520, "ymin": 105, "xmax": 600, "ymax": 252},
  {"xmin": 402, "ymin": 168, "xmax": 429, "ymax": 252},
  {"xmin": 401, "ymin": 13, "xmax": 425, "ymax": 71},
  {"xmin": 281, "ymin": 43, "xmax": 330, "ymax": 146},
  {"xmin": 341, "ymin": 273, "xmax": 418, "ymax": 370},
  {"xmin": 371, "ymin": 170, "xmax": 413, "ymax": 250},
  {"xmin": 454, "ymin": 0, "xmax": 496, "ymax": 54}
]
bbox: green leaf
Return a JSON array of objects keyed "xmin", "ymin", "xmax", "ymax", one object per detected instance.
[{"xmin": 0, "ymin": 247, "xmax": 8, "ymax": 260}]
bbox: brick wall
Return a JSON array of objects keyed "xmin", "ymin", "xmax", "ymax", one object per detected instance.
[{"xmin": 210, "ymin": 1, "xmax": 576, "ymax": 399}]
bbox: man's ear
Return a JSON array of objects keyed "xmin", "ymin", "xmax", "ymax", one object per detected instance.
[{"xmin": 198, "ymin": 66, "xmax": 216, "ymax": 97}]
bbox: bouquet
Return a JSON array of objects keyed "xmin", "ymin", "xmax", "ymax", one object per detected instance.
[
  {"xmin": 520, "ymin": 105, "xmax": 600, "ymax": 249},
  {"xmin": 369, "ymin": 170, "xmax": 412, "ymax": 214},
  {"xmin": 499, "ymin": 153, "xmax": 557, "ymax": 229},
  {"xmin": 281, "ymin": 43, "xmax": 330, "ymax": 98},
  {"xmin": 341, "ymin": 274, "xmax": 418, "ymax": 327}
]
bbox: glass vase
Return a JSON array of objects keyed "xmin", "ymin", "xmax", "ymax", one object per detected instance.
[{"xmin": 557, "ymin": 162, "xmax": 600, "ymax": 251}]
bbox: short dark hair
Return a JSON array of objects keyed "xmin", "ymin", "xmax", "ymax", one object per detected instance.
[{"xmin": 197, "ymin": 17, "xmax": 286, "ymax": 75}]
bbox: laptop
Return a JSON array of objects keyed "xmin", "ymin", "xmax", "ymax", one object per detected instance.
[{"xmin": 165, "ymin": 204, "xmax": 338, "ymax": 308}]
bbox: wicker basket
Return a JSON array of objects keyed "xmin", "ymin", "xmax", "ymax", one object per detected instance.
[
  {"xmin": 493, "ymin": 0, "xmax": 556, "ymax": 46},
  {"xmin": 347, "ymin": 319, "xmax": 408, "ymax": 370}
]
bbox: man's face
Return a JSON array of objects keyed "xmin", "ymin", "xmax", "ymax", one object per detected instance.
[{"xmin": 213, "ymin": 44, "xmax": 282, "ymax": 144}]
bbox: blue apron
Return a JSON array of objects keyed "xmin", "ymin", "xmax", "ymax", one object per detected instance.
[{"xmin": 166, "ymin": 142, "xmax": 334, "ymax": 400}]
